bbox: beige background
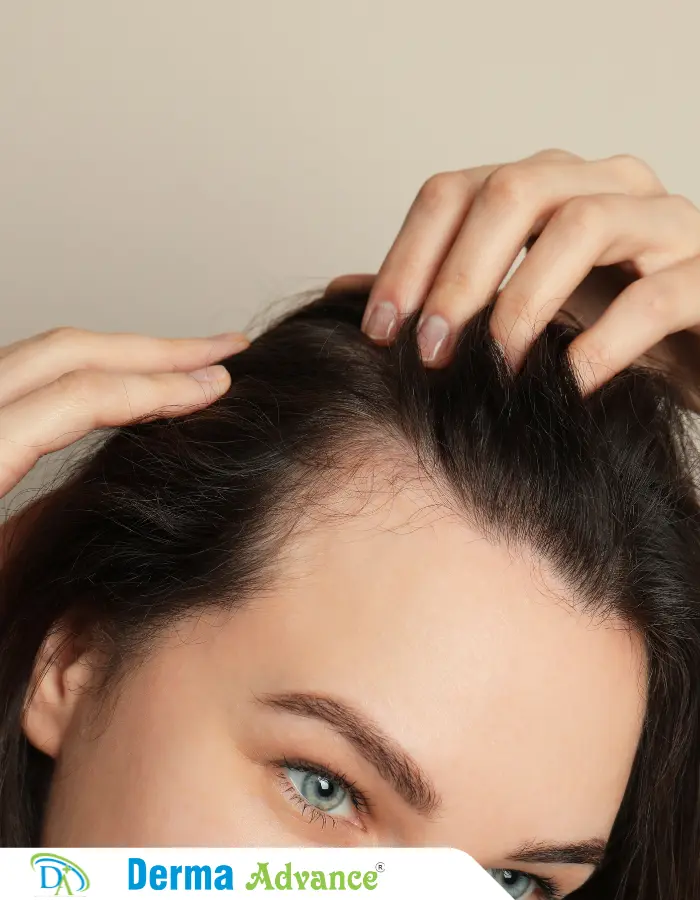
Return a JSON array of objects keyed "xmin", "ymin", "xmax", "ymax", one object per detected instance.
[{"xmin": 1, "ymin": 0, "xmax": 699, "ymax": 508}]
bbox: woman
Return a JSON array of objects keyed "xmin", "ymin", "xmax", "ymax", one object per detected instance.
[{"xmin": 1, "ymin": 151, "xmax": 700, "ymax": 900}]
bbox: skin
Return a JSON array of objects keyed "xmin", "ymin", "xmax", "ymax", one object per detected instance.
[{"xmin": 29, "ymin": 476, "xmax": 646, "ymax": 899}]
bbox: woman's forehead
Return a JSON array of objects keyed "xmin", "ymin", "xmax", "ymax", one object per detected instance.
[{"xmin": 254, "ymin": 486, "xmax": 647, "ymax": 714}]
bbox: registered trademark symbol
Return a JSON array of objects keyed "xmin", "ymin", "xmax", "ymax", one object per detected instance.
[{"xmin": 375, "ymin": 862, "xmax": 385, "ymax": 873}]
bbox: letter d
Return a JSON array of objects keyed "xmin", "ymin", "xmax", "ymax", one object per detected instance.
[
  {"xmin": 129, "ymin": 858, "xmax": 147, "ymax": 890},
  {"xmin": 275, "ymin": 862, "xmax": 292, "ymax": 890},
  {"xmin": 39, "ymin": 866, "xmax": 62, "ymax": 890}
]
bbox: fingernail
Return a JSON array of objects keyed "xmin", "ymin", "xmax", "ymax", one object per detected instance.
[
  {"xmin": 190, "ymin": 364, "xmax": 229, "ymax": 384},
  {"xmin": 417, "ymin": 315, "xmax": 452, "ymax": 364},
  {"xmin": 363, "ymin": 301, "xmax": 399, "ymax": 342}
]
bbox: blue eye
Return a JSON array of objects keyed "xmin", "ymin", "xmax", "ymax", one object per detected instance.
[
  {"xmin": 284, "ymin": 766, "xmax": 356, "ymax": 817},
  {"xmin": 488, "ymin": 869, "xmax": 537, "ymax": 898}
]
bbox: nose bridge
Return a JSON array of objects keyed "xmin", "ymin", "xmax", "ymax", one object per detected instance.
[{"xmin": 390, "ymin": 801, "xmax": 490, "ymax": 866}]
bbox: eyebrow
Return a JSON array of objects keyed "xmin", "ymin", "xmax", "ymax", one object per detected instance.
[
  {"xmin": 507, "ymin": 838, "xmax": 607, "ymax": 868},
  {"xmin": 256, "ymin": 691, "xmax": 440, "ymax": 816}
]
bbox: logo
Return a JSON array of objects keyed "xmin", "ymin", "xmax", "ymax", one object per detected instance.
[{"xmin": 31, "ymin": 854, "xmax": 90, "ymax": 895}]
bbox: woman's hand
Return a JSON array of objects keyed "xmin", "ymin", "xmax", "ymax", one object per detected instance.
[
  {"xmin": 345, "ymin": 149, "xmax": 700, "ymax": 395},
  {"xmin": 0, "ymin": 327, "xmax": 248, "ymax": 500}
]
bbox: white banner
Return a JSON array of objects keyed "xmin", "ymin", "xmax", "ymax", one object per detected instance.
[{"xmin": 1, "ymin": 847, "xmax": 511, "ymax": 897}]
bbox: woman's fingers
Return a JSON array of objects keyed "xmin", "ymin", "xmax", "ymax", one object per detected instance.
[
  {"xmin": 361, "ymin": 152, "xmax": 666, "ymax": 366},
  {"xmin": 362, "ymin": 165, "xmax": 498, "ymax": 342},
  {"xmin": 0, "ymin": 329, "xmax": 248, "ymax": 408},
  {"xmin": 568, "ymin": 254, "xmax": 700, "ymax": 394},
  {"xmin": 412, "ymin": 155, "xmax": 665, "ymax": 366},
  {"xmin": 362, "ymin": 150, "xmax": 587, "ymax": 346},
  {"xmin": 0, "ymin": 366, "xmax": 232, "ymax": 496},
  {"xmin": 492, "ymin": 193, "xmax": 700, "ymax": 368}
]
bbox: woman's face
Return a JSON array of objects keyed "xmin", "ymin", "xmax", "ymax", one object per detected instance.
[{"xmin": 34, "ymin": 475, "xmax": 646, "ymax": 900}]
